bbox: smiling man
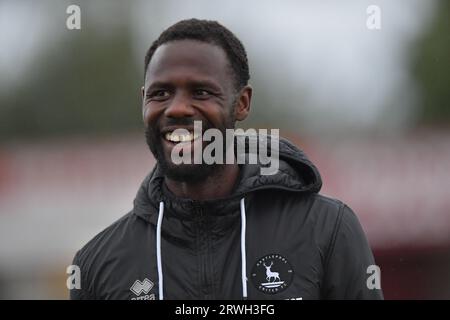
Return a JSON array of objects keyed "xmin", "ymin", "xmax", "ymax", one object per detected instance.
[
  {"xmin": 70, "ymin": 19, "xmax": 383, "ymax": 300},
  {"xmin": 143, "ymin": 36, "xmax": 250, "ymax": 198}
]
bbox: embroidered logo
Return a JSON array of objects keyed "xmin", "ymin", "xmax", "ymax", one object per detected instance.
[
  {"xmin": 130, "ymin": 278, "xmax": 154, "ymax": 297},
  {"xmin": 251, "ymin": 253, "xmax": 294, "ymax": 294}
]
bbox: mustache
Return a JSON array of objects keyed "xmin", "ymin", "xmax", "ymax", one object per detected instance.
[
  {"xmin": 157, "ymin": 118, "xmax": 214, "ymax": 132},
  {"xmin": 162, "ymin": 118, "xmax": 196, "ymax": 127}
]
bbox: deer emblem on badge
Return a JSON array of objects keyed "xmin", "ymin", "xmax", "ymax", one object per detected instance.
[
  {"xmin": 252, "ymin": 254, "xmax": 292, "ymax": 293},
  {"xmin": 263, "ymin": 261, "xmax": 280, "ymax": 282}
]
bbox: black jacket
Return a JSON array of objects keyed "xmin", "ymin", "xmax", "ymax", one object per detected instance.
[{"xmin": 70, "ymin": 136, "xmax": 383, "ymax": 300}]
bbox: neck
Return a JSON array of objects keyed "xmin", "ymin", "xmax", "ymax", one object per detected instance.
[{"xmin": 164, "ymin": 163, "xmax": 240, "ymax": 201}]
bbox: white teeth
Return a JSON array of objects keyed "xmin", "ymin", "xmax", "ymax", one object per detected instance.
[
  {"xmin": 165, "ymin": 131, "xmax": 199, "ymax": 143},
  {"xmin": 165, "ymin": 132, "xmax": 179, "ymax": 142}
]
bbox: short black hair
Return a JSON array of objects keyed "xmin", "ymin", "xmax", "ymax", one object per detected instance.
[{"xmin": 144, "ymin": 19, "xmax": 250, "ymax": 91}]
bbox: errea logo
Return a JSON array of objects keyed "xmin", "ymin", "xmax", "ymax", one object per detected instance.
[{"xmin": 130, "ymin": 278, "xmax": 155, "ymax": 300}]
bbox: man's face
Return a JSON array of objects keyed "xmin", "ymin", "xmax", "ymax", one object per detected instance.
[{"xmin": 143, "ymin": 40, "xmax": 239, "ymax": 182}]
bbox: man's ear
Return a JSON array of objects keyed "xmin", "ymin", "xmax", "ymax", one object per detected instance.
[
  {"xmin": 234, "ymin": 85, "xmax": 252, "ymax": 121},
  {"xmin": 141, "ymin": 86, "xmax": 147, "ymax": 121}
]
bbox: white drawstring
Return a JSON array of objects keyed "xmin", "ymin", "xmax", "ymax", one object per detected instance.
[
  {"xmin": 240, "ymin": 197, "xmax": 248, "ymax": 299},
  {"xmin": 155, "ymin": 198, "xmax": 248, "ymax": 300},
  {"xmin": 156, "ymin": 201, "xmax": 164, "ymax": 300}
]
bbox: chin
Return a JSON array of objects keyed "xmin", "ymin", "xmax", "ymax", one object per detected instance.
[{"xmin": 163, "ymin": 163, "xmax": 216, "ymax": 183}]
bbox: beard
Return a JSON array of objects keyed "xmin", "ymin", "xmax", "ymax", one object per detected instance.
[{"xmin": 145, "ymin": 113, "xmax": 235, "ymax": 184}]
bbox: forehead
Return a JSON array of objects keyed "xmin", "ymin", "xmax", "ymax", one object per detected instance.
[{"xmin": 145, "ymin": 40, "xmax": 232, "ymax": 89}]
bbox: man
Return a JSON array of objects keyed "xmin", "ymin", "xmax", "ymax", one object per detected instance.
[{"xmin": 70, "ymin": 19, "xmax": 383, "ymax": 300}]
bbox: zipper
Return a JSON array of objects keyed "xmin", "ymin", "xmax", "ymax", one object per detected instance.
[{"xmin": 194, "ymin": 203, "xmax": 215, "ymax": 299}]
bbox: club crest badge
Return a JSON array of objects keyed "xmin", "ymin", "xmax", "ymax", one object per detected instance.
[{"xmin": 251, "ymin": 253, "xmax": 294, "ymax": 294}]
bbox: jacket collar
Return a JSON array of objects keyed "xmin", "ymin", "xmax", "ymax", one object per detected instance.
[{"xmin": 133, "ymin": 135, "xmax": 322, "ymax": 225}]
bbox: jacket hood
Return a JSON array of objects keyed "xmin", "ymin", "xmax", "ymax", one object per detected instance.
[{"xmin": 133, "ymin": 134, "xmax": 322, "ymax": 223}]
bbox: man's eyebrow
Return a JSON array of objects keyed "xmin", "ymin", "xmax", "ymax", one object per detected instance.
[
  {"xmin": 145, "ymin": 81, "xmax": 173, "ymax": 92},
  {"xmin": 145, "ymin": 79, "xmax": 223, "ymax": 93},
  {"xmin": 187, "ymin": 80, "xmax": 222, "ymax": 91}
]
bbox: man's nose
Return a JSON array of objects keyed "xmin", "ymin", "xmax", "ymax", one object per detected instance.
[{"xmin": 164, "ymin": 93, "xmax": 195, "ymax": 118}]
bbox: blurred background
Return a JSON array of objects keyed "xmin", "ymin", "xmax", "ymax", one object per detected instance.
[{"xmin": 0, "ymin": 0, "xmax": 449, "ymax": 299}]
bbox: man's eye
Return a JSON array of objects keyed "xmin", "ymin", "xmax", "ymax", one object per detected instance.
[
  {"xmin": 193, "ymin": 89, "xmax": 211, "ymax": 97},
  {"xmin": 148, "ymin": 90, "xmax": 170, "ymax": 100}
]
